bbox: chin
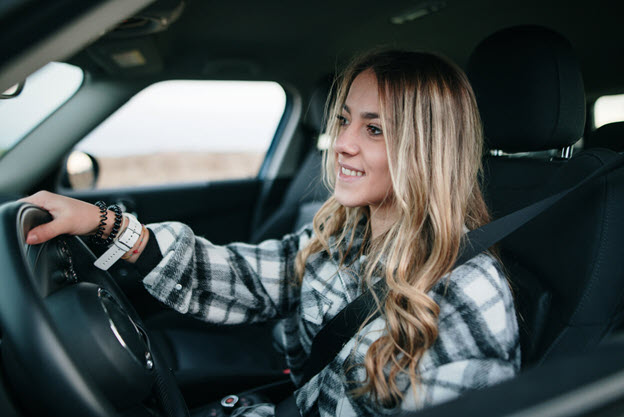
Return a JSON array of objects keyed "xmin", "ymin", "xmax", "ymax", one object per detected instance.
[{"xmin": 333, "ymin": 193, "xmax": 364, "ymax": 209}]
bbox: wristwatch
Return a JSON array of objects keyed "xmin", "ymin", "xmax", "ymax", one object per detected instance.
[{"xmin": 94, "ymin": 213, "xmax": 142, "ymax": 270}]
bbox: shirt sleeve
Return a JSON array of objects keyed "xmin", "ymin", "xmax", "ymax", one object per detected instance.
[{"xmin": 140, "ymin": 221, "xmax": 313, "ymax": 325}]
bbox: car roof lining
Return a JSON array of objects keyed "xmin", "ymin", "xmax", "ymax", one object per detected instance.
[
  {"xmin": 65, "ymin": 0, "xmax": 624, "ymax": 99},
  {"xmin": 3, "ymin": 0, "xmax": 623, "ymax": 98}
]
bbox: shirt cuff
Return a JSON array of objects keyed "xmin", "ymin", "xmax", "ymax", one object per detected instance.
[{"xmin": 133, "ymin": 228, "xmax": 163, "ymax": 276}]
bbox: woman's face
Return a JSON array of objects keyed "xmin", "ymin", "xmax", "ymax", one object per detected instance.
[{"xmin": 333, "ymin": 69, "xmax": 393, "ymax": 211}]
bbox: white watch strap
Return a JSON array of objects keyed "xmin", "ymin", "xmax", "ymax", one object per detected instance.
[{"xmin": 94, "ymin": 213, "xmax": 142, "ymax": 270}]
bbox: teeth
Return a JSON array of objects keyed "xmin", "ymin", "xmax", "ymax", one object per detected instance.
[{"xmin": 341, "ymin": 167, "xmax": 363, "ymax": 177}]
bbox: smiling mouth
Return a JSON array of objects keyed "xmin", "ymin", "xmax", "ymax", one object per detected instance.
[{"xmin": 340, "ymin": 166, "xmax": 364, "ymax": 177}]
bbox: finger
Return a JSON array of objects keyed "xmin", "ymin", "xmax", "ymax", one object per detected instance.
[
  {"xmin": 26, "ymin": 221, "xmax": 65, "ymax": 245},
  {"xmin": 19, "ymin": 191, "xmax": 51, "ymax": 209},
  {"xmin": 18, "ymin": 195, "xmax": 39, "ymax": 206}
]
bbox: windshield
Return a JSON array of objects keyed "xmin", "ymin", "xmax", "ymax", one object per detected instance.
[{"xmin": 0, "ymin": 62, "xmax": 83, "ymax": 159}]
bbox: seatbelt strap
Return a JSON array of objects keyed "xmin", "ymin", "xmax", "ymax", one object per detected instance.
[{"xmin": 300, "ymin": 153, "xmax": 624, "ymax": 386}]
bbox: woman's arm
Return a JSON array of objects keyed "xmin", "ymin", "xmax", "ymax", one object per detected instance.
[
  {"xmin": 21, "ymin": 191, "xmax": 150, "ymax": 263},
  {"xmin": 19, "ymin": 191, "xmax": 313, "ymax": 325},
  {"xmin": 140, "ymin": 221, "xmax": 313, "ymax": 325},
  {"xmin": 21, "ymin": 191, "xmax": 120, "ymax": 244}
]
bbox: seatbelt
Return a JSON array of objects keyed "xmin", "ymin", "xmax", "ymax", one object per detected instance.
[{"xmin": 299, "ymin": 153, "xmax": 624, "ymax": 387}]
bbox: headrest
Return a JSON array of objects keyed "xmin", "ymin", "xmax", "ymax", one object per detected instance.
[
  {"xmin": 467, "ymin": 25, "xmax": 586, "ymax": 153},
  {"xmin": 586, "ymin": 122, "xmax": 624, "ymax": 152},
  {"xmin": 303, "ymin": 74, "xmax": 334, "ymax": 134}
]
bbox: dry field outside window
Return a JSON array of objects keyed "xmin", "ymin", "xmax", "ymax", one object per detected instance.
[{"xmin": 94, "ymin": 151, "xmax": 264, "ymax": 188}]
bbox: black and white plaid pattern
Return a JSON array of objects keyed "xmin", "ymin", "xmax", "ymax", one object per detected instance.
[{"xmin": 143, "ymin": 222, "xmax": 520, "ymax": 416}]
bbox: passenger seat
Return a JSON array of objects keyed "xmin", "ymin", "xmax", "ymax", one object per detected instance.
[{"xmin": 467, "ymin": 25, "xmax": 624, "ymax": 367}]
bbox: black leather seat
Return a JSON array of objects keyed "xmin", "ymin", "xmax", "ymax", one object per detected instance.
[
  {"xmin": 467, "ymin": 25, "xmax": 624, "ymax": 367},
  {"xmin": 585, "ymin": 121, "xmax": 624, "ymax": 152}
]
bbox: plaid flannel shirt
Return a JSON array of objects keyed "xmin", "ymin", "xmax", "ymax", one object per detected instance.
[{"xmin": 142, "ymin": 221, "xmax": 520, "ymax": 416}]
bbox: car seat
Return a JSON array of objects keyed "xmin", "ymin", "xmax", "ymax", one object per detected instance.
[{"xmin": 467, "ymin": 25, "xmax": 624, "ymax": 366}]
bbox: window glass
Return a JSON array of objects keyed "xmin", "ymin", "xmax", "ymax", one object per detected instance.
[
  {"xmin": 72, "ymin": 80, "xmax": 286, "ymax": 189},
  {"xmin": 0, "ymin": 62, "xmax": 83, "ymax": 158},
  {"xmin": 594, "ymin": 93, "xmax": 624, "ymax": 128}
]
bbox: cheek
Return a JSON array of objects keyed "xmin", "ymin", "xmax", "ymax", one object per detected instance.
[
  {"xmin": 371, "ymin": 146, "xmax": 390, "ymax": 179},
  {"xmin": 332, "ymin": 153, "xmax": 340, "ymax": 176},
  {"xmin": 377, "ymin": 149, "xmax": 392, "ymax": 189},
  {"xmin": 380, "ymin": 168, "xmax": 393, "ymax": 193}
]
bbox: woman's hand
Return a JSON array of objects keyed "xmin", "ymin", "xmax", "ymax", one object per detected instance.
[{"xmin": 19, "ymin": 191, "xmax": 109, "ymax": 245}]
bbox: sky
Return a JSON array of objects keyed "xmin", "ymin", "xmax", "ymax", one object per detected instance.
[{"xmin": 77, "ymin": 79, "xmax": 286, "ymax": 157}]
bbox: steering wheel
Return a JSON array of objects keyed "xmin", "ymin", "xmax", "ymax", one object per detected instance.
[{"xmin": 0, "ymin": 202, "xmax": 190, "ymax": 417}]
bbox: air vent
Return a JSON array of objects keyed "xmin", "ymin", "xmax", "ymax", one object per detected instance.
[{"xmin": 117, "ymin": 17, "xmax": 153, "ymax": 31}]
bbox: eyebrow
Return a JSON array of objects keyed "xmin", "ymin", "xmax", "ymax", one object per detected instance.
[{"xmin": 342, "ymin": 104, "xmax": 380, "ymax": 120}]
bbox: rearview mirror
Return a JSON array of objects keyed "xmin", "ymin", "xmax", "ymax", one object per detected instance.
[{"xmin": 1, "ymin": 81, "xmax": 25, "ymax": 99}]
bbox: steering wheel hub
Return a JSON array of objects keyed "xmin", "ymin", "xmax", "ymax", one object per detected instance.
[
  {"xmin": 45, "ymin": 282, "xmax": 154, "ymax": 408},
  {"xmin": 97, "ymin": 287, "xmax": 153, "ymax": 370}
]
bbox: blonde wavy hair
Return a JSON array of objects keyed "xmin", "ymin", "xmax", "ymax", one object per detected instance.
[{"xmin": 295, "ymin": 50, "xmax": 491, "ymax": 406}]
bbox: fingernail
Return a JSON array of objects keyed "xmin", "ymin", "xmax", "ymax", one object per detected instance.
[{"xmin": 27, "ymin": 234, "xmax": 38, "ymax": 244}]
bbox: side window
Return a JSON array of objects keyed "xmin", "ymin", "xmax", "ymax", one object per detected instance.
[
  {"xmin": 593, "ymin": 93, "xmax": 624, "ymax": 128},
  {"xmin": 0, "ymin": 62, "xmax": 83, "ymax": 159},
  {"xmin": 67, "ymin": 80, "xmax": 286, "ymax": 190}
]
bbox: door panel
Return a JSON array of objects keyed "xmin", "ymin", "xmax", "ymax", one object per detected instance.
[{"xmin": 63, "ymin": 177, "xmax": 262, "ymax": 244}]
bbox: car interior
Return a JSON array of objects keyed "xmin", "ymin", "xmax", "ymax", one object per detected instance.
[{"xmin": 1, "ymin": 0, "xmax": 624, "ymax": 416}]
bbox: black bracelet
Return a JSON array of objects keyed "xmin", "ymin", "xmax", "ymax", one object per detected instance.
[
  {"xmin": 91, "ymin": 201, "xmax": 109, "ymax": 245},
  {"xmin": 107, "ymin": 204, "xmax": 123, "ymax": 244}
]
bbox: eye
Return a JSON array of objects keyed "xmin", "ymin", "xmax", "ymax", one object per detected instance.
[
  {"xmin": 367, "ymin": 124, "xmax": 383, "ymax": 136},
  {"xmin": 336, "ymin": 114, "xmax": 349, "ymax": 126}
]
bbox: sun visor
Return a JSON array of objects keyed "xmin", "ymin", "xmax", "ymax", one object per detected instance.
[
  {"xmin": 85, "ymin": 0, "xmax": 185, "ymax": 76},
  {"xmin": 87, "ymin": 37, "xmax": 163, "ymax": 76}
]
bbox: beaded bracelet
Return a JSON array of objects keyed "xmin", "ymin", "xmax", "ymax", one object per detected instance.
[
  {"xmin": 90, "ymin": 201, "xmax": 108, "ymax": 245},
  {"xmin": 107, "ymin": 204, "xmax": 123, "ymax": 244},
  {"xmin": 90, "ymin": 201, "xmax": 123, "ymax": 245}
]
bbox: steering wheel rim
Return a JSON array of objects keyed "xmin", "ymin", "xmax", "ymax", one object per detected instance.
[{"xmin": 0, "ymin": 202, "xmax": 189, "ymax": 417}]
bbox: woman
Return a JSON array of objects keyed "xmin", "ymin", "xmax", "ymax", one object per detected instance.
[{"xmin": 23, "ymin": 50, "xmax": 520, "ymax": 416}]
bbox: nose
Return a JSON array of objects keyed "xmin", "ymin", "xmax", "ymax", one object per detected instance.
[{"xmin": 333, "ymin": 125, "xmax": 359, "ymax": 156}]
